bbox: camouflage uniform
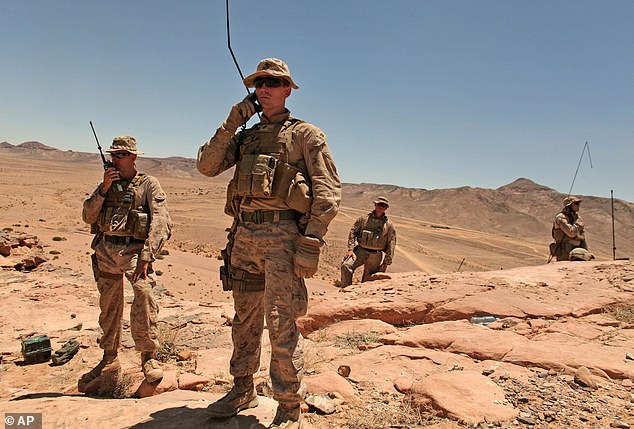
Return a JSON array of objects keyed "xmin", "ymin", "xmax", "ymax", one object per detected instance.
[
  {"xmin": 341, "ymin": 211, "xmax": 397, "ymax": 287},
  {"xmin": 83, "ymin": 173, "xmax": 171, "ymax": 352},
  {"xmin": 198, "ymin": 105, "xmax": 341, "ymax": 409},
  {"xmin": 551, "ymin": 196, "xmax": 587, "ymax": 261}
]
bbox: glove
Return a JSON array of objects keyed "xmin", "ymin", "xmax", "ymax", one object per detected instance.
[
  {"xmin": 294, "ymin": 236, "xmax": 322, "ymax": 278},
  {"xmin": 224, "ymin": 94, "xmax": 258, "ymax": 131}
]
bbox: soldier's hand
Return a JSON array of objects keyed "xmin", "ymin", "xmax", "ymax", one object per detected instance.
[
  {"xmin": 294, "ymin": 236, "xmax": 322, "ymax": 278},
  {"xmin": 342, "ymin": 250, "xmax": 354, "ymax": 262},
  {"xmin": 100, "ymin": 167, "xmax": 120, "ymax": 195},
  {"xmin": 132, "ymin": 260, "xmax": 150, "ymax": 282},
  {"xmin": 225, "ymin": 95, "xmax": 258, "ymax": 130},
  {"xmin": 379, "ymin": 263, "xmax": 388, "ymax": 273}
]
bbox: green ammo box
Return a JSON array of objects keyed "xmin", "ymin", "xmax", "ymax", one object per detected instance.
[{"xmin": 21, "ymin": 335, "xmax": 52, "ymax": 364}]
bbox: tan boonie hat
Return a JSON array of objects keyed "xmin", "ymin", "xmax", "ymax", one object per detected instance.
[
  {"xmin": 374, "ymin": 197, "xmax": 389, "ymax": 207},
  {"xmin": 243, "ymin": 58, "xmax": 299, "ymax": 89},
  {"xmin": 106, "ymin": 136, "xmax": 144, "ymax": 155},
  {"xmin": 562, "ymin": 196, "xmax": 582, "ymax": 207}
]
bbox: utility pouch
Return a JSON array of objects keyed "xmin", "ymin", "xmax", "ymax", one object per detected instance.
[
  {"xmin": 270, "ymin": 162, "xmax": 313, "ymax": 214},
  {"xmin": 129, "ymin": 208, "xmax": 149, "ymax": 240},
  {"xmin": 224, "ymin": 177, "xmax": 240, "ymax": 217},
  {"xmin": 286, "ymin": 171, "xmax": 312, "ymax": 214},
  {"xmin": 236, "ymin": 154, "xmax": 278, "ymax": 198},
  {"xmin": 90, "ymin": 253, "xmax": 100, "ymax": 281}
]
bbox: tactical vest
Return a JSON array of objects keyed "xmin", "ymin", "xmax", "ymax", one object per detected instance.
[
  {"xmin": 96, "ymin": 174, "xmax": 150, "ymax": 240},
  {"xmin": 225, "ymin": 118, "xmax": 313, "ymax": 216},
  {"xmin": 358, "ymin": 215, "xmax": 388, "ymax": 250}
]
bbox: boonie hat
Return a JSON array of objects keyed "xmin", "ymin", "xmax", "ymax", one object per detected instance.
[
  {"xmin": 562, "ymin": 196, "xmax": 582, "ymax": 207},
  {"xmin": 243, "ymin": 58, "xmax": 299, "ymax": 89},
  {"xmin": 106, "ymin": 136, "xmax": 144, "ymax": 155},
  {"xmin": 374, "ymin": 197, "xmax": 389, "ymax": 207}
]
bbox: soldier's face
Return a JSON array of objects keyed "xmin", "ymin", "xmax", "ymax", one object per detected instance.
[
  {"xmin": 255, "ymin": 79, "xmax": 291, "ymax": 111},
  {"xmin": 111, "ymin": 151, "xmax": 136, "ymax": 168},
  {"xmin": 571, "ymin": 202, "xmax": 581, "ymax": 212},
  {"xmin": 374, "ymin": 203, "xmax": 388, "ymax": 216}
]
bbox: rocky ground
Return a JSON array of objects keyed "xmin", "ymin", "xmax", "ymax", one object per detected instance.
[{"xmin": 1, "ymin": 226, "xmax": 634, "ymax": 428}]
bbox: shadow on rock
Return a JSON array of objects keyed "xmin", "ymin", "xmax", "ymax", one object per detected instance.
[
  {"xmin": 10, "ymin": 392, "xmax": 85, "ymax": 401},
  {"xmin": 129, "ymin": 407, "xmax": 267, "ymax": 429}
]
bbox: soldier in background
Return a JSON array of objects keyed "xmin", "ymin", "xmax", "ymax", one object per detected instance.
[
  {"xmin": 197, "ymin": 58, "xmax": 341, "ymax": 428},
  {"xmin": 80, "ymin": 136, "xmax": 172, "ymax": 390},
  {"xmin": 341, "ymin": 197, "xmax": 397, "ymax": 287},
  {"xmin": 551, "ymin": 195, "xmax": 592, "ymax": 261}
]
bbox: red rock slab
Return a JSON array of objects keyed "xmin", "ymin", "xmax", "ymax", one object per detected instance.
[{"xmin": 398, "ymin": 370, "xmax": 518, "ymax": 424}]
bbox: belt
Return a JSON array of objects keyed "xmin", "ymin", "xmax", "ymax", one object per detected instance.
[
  {"xmin": 103, "ymin": 235, "xmax": 145, "ymax": 245},
  {"xmin": 359, "ymin": 246, "xmax": 382, "ymax": 253},
  {"xmin": 240, "ymin": 210, "xmax": 298, "ymax": 224}
]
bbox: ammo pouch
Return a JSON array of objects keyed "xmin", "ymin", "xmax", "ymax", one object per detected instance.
[
  {"xmin": 359, "ymin": 227, "xmax": 383, "ymax": 249},
  {"xmin": 236, "ymin": 154, "xmax": 278, "ymax": 198}
]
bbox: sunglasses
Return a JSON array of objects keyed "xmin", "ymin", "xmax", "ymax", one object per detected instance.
[
  {"xmin": 110, "ymin": 152, "xmax": 131, "ymax": 159},
  {"xmin": 254, "ymin": 77, "xmax": 286, "ymax": 88}
]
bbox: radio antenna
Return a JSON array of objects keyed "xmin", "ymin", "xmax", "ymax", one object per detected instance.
[
  {"xmin": 568, "ymin": 141, "xmax": 593, "ymax": 196},
  {"xmin": 225, "ymin": 0, "xmax": 260, "ymax": 122}
]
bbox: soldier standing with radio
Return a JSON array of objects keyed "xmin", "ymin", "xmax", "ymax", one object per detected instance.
[
  {"xmin": 80, "ymin": 136, "xmax": 172, "ymax": 390},
  {"xmin": 340, "ymin": 197, "xmax": 397, "ymax": 288},
  {"xmin": 197, "ymin": 58, "xmax": 341, "ymax": 428}
]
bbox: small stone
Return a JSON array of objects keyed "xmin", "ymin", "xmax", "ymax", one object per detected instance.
[
  {"xmin": 176, "ymin": 349, "xmax": 192, "ymax": 361},
  {"xmin": 574, "ymin": 366, "xmax": 598, "ymax": 389},
  {"xmin": 337, "ymin": 365, "xmax": 351, "ymax": 378},
  {"xmin": 611, "ymin": 421, "xmax": 630, "ymax": 429},
  {"xmin": 70, "ymin": 313, "xmax": 77, "ymax": 319},
  {"xmin": 482, "ymin": 369, "xmax": 495, "ymax": 376},
  {"xmin": 305, "ymin": 394, "xmax": 336, "ymax": 415},
  {"xmin": 517, "ymin": 415, "xmax": 536, "ymax": 425},
  {"xmin": 626, "ymin": 353, "xmax": 634, "ymax": 361}
]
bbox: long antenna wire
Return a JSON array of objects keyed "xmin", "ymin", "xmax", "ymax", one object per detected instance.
[
  {"xmin": 568, "ymin": 141, "xmax": 592, "ymax": 196},
  {"xmin": 225, "ymin": 0, "xmax": 260, "ymax": 123}
]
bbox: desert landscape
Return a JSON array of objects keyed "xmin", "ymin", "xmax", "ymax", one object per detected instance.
[{"xmin": 1, "ymin": 142, "xmax": 634, "ymax": 429}]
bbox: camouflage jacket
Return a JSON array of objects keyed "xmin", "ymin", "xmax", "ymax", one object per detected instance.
[
  {"xmin": 82, "ymin": 173, "xmax": 172, "ymax": 262},
  {"xmin": 197, "ymin": 109, "xmax": 341, "ymax": 239},
  {"xmin": 348, "ymin": 212, "xmax": 397, "ymax": 265},
  {"xmin": 553, "ymin": 210, "xmax": 585, "ymax": 247}
]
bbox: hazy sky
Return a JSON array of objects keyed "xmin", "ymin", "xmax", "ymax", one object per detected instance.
[{"xmin": 2, "ymin": 1, "xmax": 633, "ymax": 202}]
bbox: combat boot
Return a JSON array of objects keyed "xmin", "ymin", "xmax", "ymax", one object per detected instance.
[
  {"xmin": 268, "ymin": 404, "xmax": 303, "ymax": 429},
  {"xmin": 206, "ymin": 375, "xmax": 259, "ymax": 418},
  {"xmin": 78, "ymin": 350, "xmax": 120, "ymax": 390},
  {"xmin": 141, "ymin": 351, "xmax": 163, "ymax": 383}
]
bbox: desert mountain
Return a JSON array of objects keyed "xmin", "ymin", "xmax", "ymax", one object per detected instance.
[{"xmin": 1, "ymin": 142, "xmax": 632, "ymax": 278}]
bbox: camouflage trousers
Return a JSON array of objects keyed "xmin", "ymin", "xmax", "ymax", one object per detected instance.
[
  {"xmin": 92, "ymin": 240, "xmax": 159, "ymax": 352},
  {"xmin": 229, "ymin": 220, "xmax": 308, "ymax": 408},
  {"xmin": 340, "ymin": 246, "xmax": 384, "ymax": 287}
]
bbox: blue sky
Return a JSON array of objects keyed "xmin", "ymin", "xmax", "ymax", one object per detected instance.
[{"xmin": 2, "ymin": 1, "xmax": 633, "ymax": 202}]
